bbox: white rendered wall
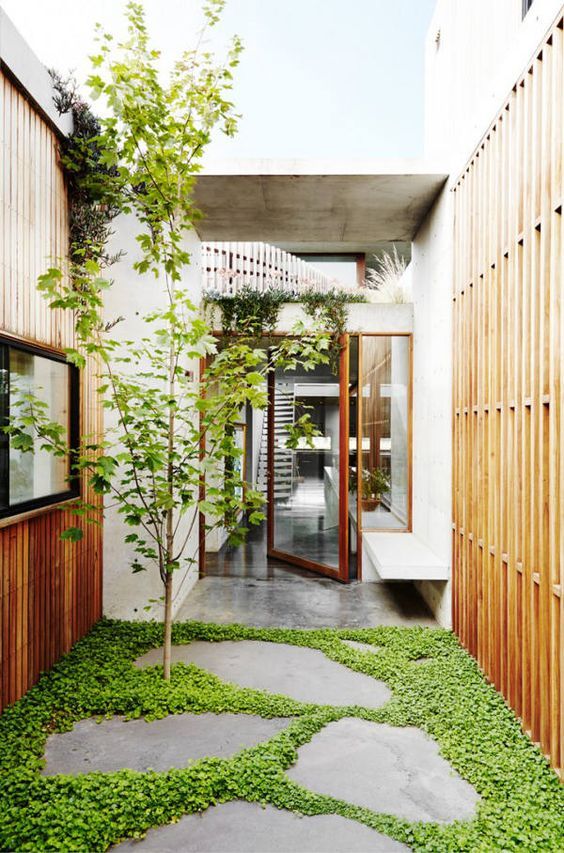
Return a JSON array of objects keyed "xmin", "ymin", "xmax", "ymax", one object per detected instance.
[{"xmin": 102, "ymin": 216, "xmax": 202, "ymax": 620}]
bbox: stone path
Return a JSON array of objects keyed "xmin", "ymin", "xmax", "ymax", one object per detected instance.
[
  {"xmin": 42, "ymin": 713, "xmax": 290, "ymax": 775},
  {"xmin": 45, "ymin": 638, "xmax": 481, "ymax": 851},
  {"xmin": 287, "ymin": 718, "xmax": 480, "ymax": 823},
  {"xmin": 114, "ymin": 801, "xmax": 409, "ymax": 852},
  {"xmin": 135, "ymin": 641, "xmax": 392, "ymax": 708}
]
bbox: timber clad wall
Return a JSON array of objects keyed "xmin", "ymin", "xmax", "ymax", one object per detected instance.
[
  {"xmin": 0, "ymin": 72, "xmax": 103, "ymax": 711},
  {"xmin": 452, "ymin": 15, "xmax": 563, "ymax": 775}
]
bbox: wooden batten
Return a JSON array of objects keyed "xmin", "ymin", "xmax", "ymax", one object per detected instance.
[
  {"xmin": 452, "ymin": 17, "xmax": 563, "ymax": 775},
  {"xmin": 0, "ymin": 71, "xmax": 103, "ymax": 712}
]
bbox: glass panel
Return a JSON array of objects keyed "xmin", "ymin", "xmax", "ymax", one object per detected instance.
[
  {"xmin": 272, "ymin": 361, "xmax": 340, "ymax": 569},
  {"xmin": 361, "ymin": 335, "xmax": 409, "ymax": 530},
  {"xmin": 9, "ymin": 349, "xmax": 70, "ymax": 505}
]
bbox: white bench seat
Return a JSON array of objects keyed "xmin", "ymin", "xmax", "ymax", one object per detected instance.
[{"xmin": 362, "ymin": 533, "xmax": 449, "ymax": 581}]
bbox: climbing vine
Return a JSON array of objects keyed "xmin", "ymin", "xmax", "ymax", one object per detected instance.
[
  {"xmin": 204, "ymin": 285, "xmax": 289, "ymax": 338},
  {"xmin": 49, "ymin": 70, "xmax": 121, "ymax": 271},
  {"xmin": 205, "ymin": 287, "xmax": 367, "ymax": 371},
  {"xmin": 300, "ymin": 289, "xmax": 359, "ymax": 371}
]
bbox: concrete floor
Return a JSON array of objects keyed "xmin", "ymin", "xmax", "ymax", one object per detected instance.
[
  {"xmin": 176, "ymin": 575, "xmax": 436, "ymax": 628},
  {"xmin": 195, "ymin": 521, "xmax": 436, "ymax": 630}
]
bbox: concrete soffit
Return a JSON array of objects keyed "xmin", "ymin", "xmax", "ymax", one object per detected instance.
[
  {"xmin": 193, "ymin": 159, "xmax": 448, "ymax": 253},
  {"xmin": 0, "ymin": 8, "xmax": 72, "ymax": 137}
]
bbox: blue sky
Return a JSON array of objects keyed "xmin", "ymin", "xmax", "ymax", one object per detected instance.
[{"xmin": 0, "ymin": 0, "xmax": 436, "ymax": 159}]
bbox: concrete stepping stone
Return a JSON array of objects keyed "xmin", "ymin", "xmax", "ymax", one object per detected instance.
[
  {"xmin": 341, "ymin": 639, "xmax": 382, "ymax": 654},
  {"xmin": 42, "ymin": 713, "xmax": 290, "ymax": 775},
  {"xmin": 287, "ymin": 718, "xmax": 480, "ymax": 823},
  {"xmin": 114, "ymin": 801, "xmax": 409, "ymax": 851},
  {"xmin": 135, "ymin": 641, "xmax": 391, "ymax": 708}
]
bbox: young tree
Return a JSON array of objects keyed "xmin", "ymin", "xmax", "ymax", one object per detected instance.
[{"xmin": 6, "ymin": 1, "xmax": 331, "ymax": 678}]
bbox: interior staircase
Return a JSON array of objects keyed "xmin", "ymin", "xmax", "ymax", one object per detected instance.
[{"xmin": 257, "ymin": 387, "xmax": 295, "ymax": 502}]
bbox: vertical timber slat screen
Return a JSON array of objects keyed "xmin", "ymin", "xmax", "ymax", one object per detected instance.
[
  {"xmin": 201, "ymin": 241, "xmax": 356, "ymax": 296},
  {"xmin": 0, "ymin": 72, "xmax": 103, "ymax": 712},
  {"xmin": 452, "ymin": 15, "xmax": 563, "ymax": 776}
]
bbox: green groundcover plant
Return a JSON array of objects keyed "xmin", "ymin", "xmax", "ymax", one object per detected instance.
[{"xmin": 0, "ymin": 621, "xmax": 562, "ymax": 852}]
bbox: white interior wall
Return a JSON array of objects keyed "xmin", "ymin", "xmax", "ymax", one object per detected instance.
[{"xmin": 102, "ymin": 216, "xmax": 202, "ymax": 620}]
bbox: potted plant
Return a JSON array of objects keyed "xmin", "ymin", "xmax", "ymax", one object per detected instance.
[{"xmin": 361, "ymin": 467, "xmax": 390, "ymax": 511}]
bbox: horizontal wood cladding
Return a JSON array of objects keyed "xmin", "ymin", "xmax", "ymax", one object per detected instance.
[
  {"xmin": 452, "ymin": 16, "xmax": 564, "ymax": 776},
  {"xmin": 0, "ymin": 72, "xmax": 103, "ymax": 711}
]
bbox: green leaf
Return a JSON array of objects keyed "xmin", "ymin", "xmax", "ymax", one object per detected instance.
[{"xmin": 60, "ymin": 527, "xmax": 83, "ymax": 542}]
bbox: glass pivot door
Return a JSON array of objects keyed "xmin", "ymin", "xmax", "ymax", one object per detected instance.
[{"xmin": 266, "ymin": 343, "xmax": 349, "ymax": 581}]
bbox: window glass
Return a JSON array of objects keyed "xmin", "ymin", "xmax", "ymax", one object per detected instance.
[
  {"xmin": 272, "ymin": 361, "xmax": 340, "ymax": 569},
  {"xmin": 360, "ymin": 335, "xmax": 410, "ymax": 530},
  {"xmin": 0, "ymin": 344, "xmax": 75, "ymax": 515}
]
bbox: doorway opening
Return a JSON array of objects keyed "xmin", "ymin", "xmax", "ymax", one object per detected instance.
[{"xmin": 200, "ymin": 334, "xmax": 412, "ymax": 583}]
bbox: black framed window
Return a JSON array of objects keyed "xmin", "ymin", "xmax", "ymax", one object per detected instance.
[
  {"xmin": 0, "ymin": 338, "xmax": 79, "ymax": 519},
  {"xmin": 522, "ymin": 0, "xmax": 535, "ymax": 18}
]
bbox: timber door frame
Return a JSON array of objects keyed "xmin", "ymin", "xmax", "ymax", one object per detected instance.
[{"xmin": 266, "ymin": 335, "xmax": 350, "ymax": 582}]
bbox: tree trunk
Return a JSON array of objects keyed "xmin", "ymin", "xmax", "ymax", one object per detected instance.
[
  {"xmin": 163, "ymin": 271, "xmax": 176, "ymax": 681},
  {"xmin": 163, "ymin": 569, "xmax": 173, "ymax": 680}
]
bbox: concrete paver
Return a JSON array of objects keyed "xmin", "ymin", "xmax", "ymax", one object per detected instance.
[
  {"xmin": 42, "ymin": 713, "xmax": 290, "ymax": 775},
  {"xmin": 114, "ymin": 801, "xmax": 409, "ymax": 852},
  {"xmin": 287, "ymin": 718, "xmax": 480, "ymax": 823},
  {"xmin": 135, "ymin": 640, "xmax": 392, "ymax": 708}
]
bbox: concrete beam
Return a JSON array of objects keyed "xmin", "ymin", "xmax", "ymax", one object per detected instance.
[{"xmin": 194, "ymin": 159, "xmax": 447, "ymax": 252}]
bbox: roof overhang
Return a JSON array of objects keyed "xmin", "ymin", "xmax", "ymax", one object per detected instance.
[{"xmin": 193, "ymin": 159, "xmax": 448, "ymax": 253}]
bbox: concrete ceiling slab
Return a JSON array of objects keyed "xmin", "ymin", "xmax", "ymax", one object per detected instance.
[{"xmin": 193, "ymin": 159, "xmax": 447, "ymax": 252}]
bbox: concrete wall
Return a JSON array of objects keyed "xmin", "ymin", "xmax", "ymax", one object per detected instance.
[
  {"xmin": 425, "ymin": 0, "xmax": 564, "ymax": 173},
  {"xmin": 275, "ymin": 302, "xmax": 413, "ymax": 335},
  {"xmin": 102, "ymin": 216, "xmax": 202, "ymax": 620},
  {"xmin": 410, "ymin": 187, "xmax": 453, "ymax": 626}
]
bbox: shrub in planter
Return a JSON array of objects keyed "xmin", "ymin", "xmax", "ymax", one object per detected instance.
[{"xmin": 361, "ymin": 467, "xmax": 390, "ymax": 511}]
